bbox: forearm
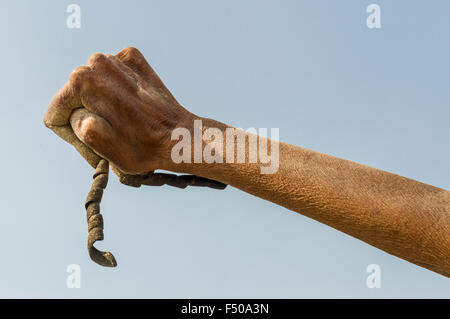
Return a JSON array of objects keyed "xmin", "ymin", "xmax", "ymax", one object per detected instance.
[
  {"xmin": 167, "ymin": 116, "xmax": 450, "ymax": 277},
  {"xmin": 44, "ymin": 47, "xmax": 450, "ymax": 276}
]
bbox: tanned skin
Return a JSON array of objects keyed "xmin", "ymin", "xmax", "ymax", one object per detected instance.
[{"xmin": 44, "ymin": 47, "xmax": 450, "ymax": 277}]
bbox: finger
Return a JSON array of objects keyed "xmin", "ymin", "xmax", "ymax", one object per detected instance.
[
  {"xmin": 105, "ymin": 54, "xmax": 139, "ymax": 83},
  {"xmin": 81, "ymin": 84, "xmax": 160, "ymax": 133},
  {"xmin": 80, "ymin": 84, "xmax": 120, "ymax": 128},
  {"xmin": 115, "ymin": 47, "xmax": 170, "ymax": 92},
  {"xmin": 44, "ymin": 66, "xmax": 104, "ymax": 168},
  {"xmin": 87, "ymin": 52, "xmax": 138, "ymax": 93},
  {"xmin": 70, "ymin": 108, "xmax": 117, "ymax": 166},
  {"xmin": 115, "ymin": 47, "xmax": 181, "ymax": 109},
  {"xmin": 43, "ymin": 66, "xmax": 92, "ymax": 127}
]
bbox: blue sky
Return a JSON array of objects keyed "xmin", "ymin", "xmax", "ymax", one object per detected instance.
[{"xmin": 0, "ymin": 0, "xmax": 448, "ymax": 297}]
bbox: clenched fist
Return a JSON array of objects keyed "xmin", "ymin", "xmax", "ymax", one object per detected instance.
[{"xmin": 44, "ymin": 47, "xmax": 194, "ymax": 175}]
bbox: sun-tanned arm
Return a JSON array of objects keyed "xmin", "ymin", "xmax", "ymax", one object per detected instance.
[
  {"xmin": 44, "ymin": 47, "xmax": 450, "ymax": 277},
  {"xmin": 170, "ymin": 118, "xmax": 450, "ymax": 278}
]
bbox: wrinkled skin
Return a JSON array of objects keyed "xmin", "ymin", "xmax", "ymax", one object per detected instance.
[
  {"xmin": 44, "ymin": 47, "xmax": 450, "ymax": 277},
  {"xmin": 44, "ymin": 47, "xmax": 193, "ymax": 176}
]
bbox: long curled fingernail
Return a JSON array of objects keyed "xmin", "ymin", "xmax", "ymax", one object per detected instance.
[{"xmin": 85, "ymin": 159, "xmax": 117, "ymax": 267}]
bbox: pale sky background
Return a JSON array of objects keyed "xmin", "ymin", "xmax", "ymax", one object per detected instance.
[{"xmin": 0, "ymin": 0, "xmax": 448, "ymax": 298}]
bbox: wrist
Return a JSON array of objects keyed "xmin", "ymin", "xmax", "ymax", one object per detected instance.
[{"xmin": 161, "ymin": 114, "xmax": 228, "ymax": 174}]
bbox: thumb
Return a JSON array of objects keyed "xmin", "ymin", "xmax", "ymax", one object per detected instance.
[{"xmin": 70, "ymin": 108, "xmax": 114, "ymax": 165}]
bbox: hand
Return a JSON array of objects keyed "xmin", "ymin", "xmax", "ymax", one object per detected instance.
[{"xmin": 44, "ymin": 47, "xmax": 193, "ymax": 175}]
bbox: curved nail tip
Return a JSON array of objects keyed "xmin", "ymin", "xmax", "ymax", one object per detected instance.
[
  {"xmin": 89, "ymin": 247, "xmax": 118, "ymax": 267},
  {"xmin": 103, "ymin": 252, "xmax": 118, "ymax": 267},
  {"xmin": 93, "ymin": 253, "xmax": 117, "ymax": 267}
]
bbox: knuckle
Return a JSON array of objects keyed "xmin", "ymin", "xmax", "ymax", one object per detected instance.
[
  {"xmin": 88, "ymin": 52, "xmax": 108, "ymax": 67},
  {"xmin": 123, "ymin": 46, "xmax": 140, "ymax": 56},
  {"xmin": 119, "ymin": 47, "xmax": 144, "ymax": 62},
  {"xmin": 69, "ymin": 66, "xmax": 92, "ymax": 88},
  {"xmin": 104, "ymin": 53, "xmax": 121, "ymax": 65}
]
